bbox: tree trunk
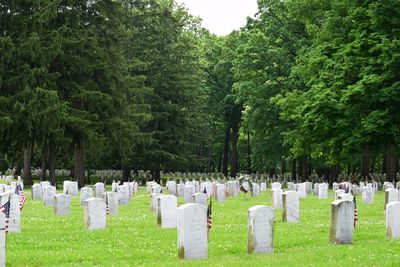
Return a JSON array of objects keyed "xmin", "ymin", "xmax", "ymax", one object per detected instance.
[
  {"xmin": 222, "ymin": 127, "xmax": 230, "ymax": 177},
  {"xmin": 49, "ymin": 136, "xmax": 56, "ymax": 186},
  {"xmin": 301, "ymin": 155, "xmax": 309, "ymax": 181},
  {"xmin": 40, "ymin": 146, "xmax": 48, "ymax": 181},
  {"xmin": 281, "ymin": 160, "xmax": 286, "ymax": 175},
  {"xmin": 230, "ymin": 124, "xmax": 239, "ymax": 178},
  {"xmin": 23, "ymin": 146, "xmax": 33, "ymax": 186},
  {"xmin": 291, "ymin": 159, "xmax": 296, "ymax": 181},
  {"xmin": 247, "ymin": 132, "xmax": 251, "ymax": 174},
  {"xmin": 297, "ymin": 157, "xmax": 303, "ymax": 180},
  {"xmin": 122, "ymin": 164, "xmax": 131, "ymax": 182},
  {"xmin": 386, "ymin": 142, "xmax": 398, "ymax": 182},
  {"xmin": 74, "ymin": 136, "xmax": 85, "ymax": 188},
  {"xmin": 361, "ymin": 146, "xmax": 370, "ymax": 179},
  {"xmin": 153, "ymin": 163, "xmax": 161, "ymax": 184},
  {"xmin": 15, "ymin": 162, "xmax": 22, "ymax": 176}
]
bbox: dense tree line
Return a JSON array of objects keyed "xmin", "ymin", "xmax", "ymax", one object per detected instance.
[{"xmin": 1, "ymin": 0, "xmax": 399, "ymax": 185}]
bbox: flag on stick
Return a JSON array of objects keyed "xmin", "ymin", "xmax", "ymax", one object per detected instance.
[{"xmin": 0, "ymin": 200, "xmax": 10, "ymax": 233}]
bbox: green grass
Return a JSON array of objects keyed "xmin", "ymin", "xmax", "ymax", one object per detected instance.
[{"xmin": 7, "ymin": 188, "xmax": 400, "ymax": 266}]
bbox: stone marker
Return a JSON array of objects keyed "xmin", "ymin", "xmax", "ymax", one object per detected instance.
[
  {"xmin": 287, "ymin": 182, "xmax": 296, "ymax": 191},
  {"xmin": 8, "ymin": 193, "xmax": 21, "ymax": 233},
  {"xmin": 305, "ymin": 182, "xmax": 313, "ymax": 194},
  {"xmin": 177, "ymin": 203, "xmax": 208, "ymax": 260},
  {"xmin": 386, "ymin": 201, "xmax": 400, "ymax": 239},
  {"xmin": 84, "ymin": 198, "xmax": 106, "ymax": 230},
  {"xmin": 297, "ymin": 183, "xmax": 307, "ymax": 199},
  {"xmin": 329, "ymin": 200, "xmax": 354, "ymax": 244},
  {"xmin": 63, "ymin": 181, "xmax": 70, "ymax": 194},
  {"xmin": 252, "ymin": 183, "xmax": 260, "ymax": 197},
  {"xmin": 94, "ymin": 183, "xmax": 105, "ymax": 198},
  {"xmin": 167, "ymin": 181, "xmax": 177, "ymax": 195},
  {"xmin": 338, "ymin": 193, "xmax": 354, "ymax": 202},
  {"xmin": 282, "ymin": 191, "xmax": 299, "ymax": 223},
  {"xmin": 105, "ymin": 191, "xmax": 119, "ymax": 216},
  {"xmin": 362, "ymin": 186, "xmax": 374, "ymax": 205},
  {"xmin": 248, "ymin": 205, "xmax": 274, "ymax": 254},
  {"xmin": 32, "ymin": 184, "xmax": 42, "ymax": 200},
  {"xmin": 184, "ymin": 185, "xmax": 195, "ymax": 204},
  {"xmin": 260, "ymin": 182, "xmax": 267, "ymax": 192},
  {"xmin": 150, "ymin": 193, "xmax": 162, "ymax": 214},
  {"xmin": 43, "ymin": 186, "xmax": 56, "ymax": 206},
  {"xmin": 69, "ymin": 182, "xmax": 78, "ymax": 196},
  {"xmin": 118, "ymin": 185, "xmax": 129, "ymax": 205},
  {"xmin": 54, "ymin": 194, "xmax": 70, "ymax": 216},
  {"xmin": 314, "ymin": 183, "xmax": 320, "ymax": 196},
  {"xmin": 318, "ymin": 183, "xmax": 328, "ymax": 199},
  {"xmin": 226, "ymin": 181, "xmax": 237, "ymax": 197},
  {"xmin": 177, "ymin": 183, "xmax": 185, "ymax": 198},
  {"xmin": 80, "ymin": 187, "xmax": 93, "ymax": 206},
  {"xmin": 0, "ymin": 212, "xmax": 5, "ymax": 266},
  {"xmin": 157, "ymin": 195, "xmax": 178, "ymax": 228},
  {"xmin": 193, "ymin": 193, "xmax": 207, "ymax": 206},
  {"xmin": 112, "ymin": 182, "xmax": 119, "ymax": 193},
  {"xmin": 215, "ymin": 184, "xmax": 226, "ymax": 202},
  {"xmin": 271, "ymin": 189, "xmax": 283, "ymax": 209},
  {"xmin": 271, "ymin": 182, "xmax": 281, "ymax": 190},
  {"xmin": 334, "ymin": 189, "xmax": 345, "ymax": 200},
  {"xmin": 385, "ymin": 188, "xmax": 399, "ymax": 210}
]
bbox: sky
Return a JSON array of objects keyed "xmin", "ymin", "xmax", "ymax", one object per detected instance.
[{"xmin": 176, "ymin": 0, "xmax": 258, "ymax": 36}]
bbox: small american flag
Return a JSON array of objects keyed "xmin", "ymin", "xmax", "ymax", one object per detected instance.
[
  {"xmin": 105, "ymin": 193, "xmax": 110, "ymax": 215},
  {"xmin": 15, "ymin": 183, "xmax": 26, "ymax": 211},
  {"xmin": 207, "ymin": 197, "xmax": 212, "ymax": 240},
  {"xmin": 0, "ymin": 200, "xmax": 10, "ymax": 233}
]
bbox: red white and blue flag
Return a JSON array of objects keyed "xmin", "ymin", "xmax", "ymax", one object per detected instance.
[
  {"xmin": 15, "ymin": 183, "xmax": 26, "ymax": 211},
  {"xmin": 0, "ymin": 200, "xmax": 10, "ymax": 233}
]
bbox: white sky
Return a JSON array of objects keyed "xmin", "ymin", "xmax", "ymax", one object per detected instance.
[{"xmin": 176, "ymin": 0, "xmax": 259, "ymax": 36}]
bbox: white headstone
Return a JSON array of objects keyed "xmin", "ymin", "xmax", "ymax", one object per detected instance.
[
  {"xmin": 177, "ymin": 204, "xmax": 208, "ymax": 259},
  {"xmin": 150, "ymin": 193, "xmax": 162, "ymax": 214},
  {"xmin": 177, "ymin": 183, "xmax": 185, "ymax": 198},
  {"xmin": 271, "ymin": 189, "xmax": 283, "ymax": 209},
  {"xmin": 338, "ymin": 193, "xmax": 354, "ymax": 202},
  {"xmin": 282, "ymin": 191, "xmax": 299, "ymax": 223},
  {"xmin": 314, "ymin": 183, "xmax": 320, "ymax": 196},
  {"xmin": 215, "ymin": 184, "xmax": 226, "ymax": 202},
  {"xmin": 84, "ymin": 198, "xmax": 106, "ymax": 230},
  {"xmin": 0, "ymin": 212, "xmax": 5, "ymax": 266},
  {"xmin": 43, "ymin": 186, "xmax": 56, "ymax": 206},
  {"xmin": 112, "ymin": 182, "xmax": 119, "ymax": 193},
  {"xmin": 63, "ymin": 181, "xmax": 70, "ymax": 194},
  {"xmin": 385, "ymin": 188, "xmax": 399, "ymax": 210},
  {"xmin": 252, "ymin": 183, "xmax": 260, "ymax": 197},
  {"xmin": 8, "ymin": 193, "xmax": 21, "ymax": 233},
  {"xmin": 297, "ymin": 183, "xmax": 307, "ymax": 199},
  {"xmin": 318, "ymin": 183, "xmax": 328, "ymax": 199},
  {"xmin": 193, "ymin": 193, "xmax": 207, "ymax": 206},
  {"xmin": 184, "ymin": 185, "xmax": 195, "ymax": 204},
  {"xmin": 334, "ymin": 189, "xmax": 345, "ymax": 200},
  {"xmin": 260, "ymin": 182, "xmax": 267, "ymax": 192},
  {"xmin": 80, "ymin": 187, "xmax": 93, "ymax": 206},
  {"xmin": 386, "ymin": 201, "xmax": 400, "ymax": 239},
  {"xmin": 167, "ymin": 181, "xmax": 177, "ymax": 195},
  {"xmin": 118, "ymin": 185, "xmax": 129, "ymax": 205},
  {"xmin": 157, "ymin": 195, "xmax": 177, "ymax": 228},
  {"xmin": 248, "ymin": 205, "xmax": 274, "ymax": 254},
  {"xmin": 287, "ymin": 182, "xmax": 296, "ymax": 191},
  {"xmin": 362, "ymin": 186, "xmax": 374, "ymax": 205},
  {"xmin": 330, "ymin": 200, "xmax": 354, "ymax": 244},
  {"xmin": 106, "ymin": 192, "xmax": 119, "ymax": 216},
  {"xmin": 54, "ymin": 194, "xmax": 70, "ymax": 215},
  {"xmin": 69, "ymin": 182, "xmax": 78, "ymax": 196},
  {"xmin": 94, "ymin": 183, "xmax": 105, "ymax": 198},
  {"xmin": 32, "ymin": 184, "xmax": 42, "ymax": 200},
  {"xmin": 271, "ymin": 182, "xmax": 281, "ymax": 190}
]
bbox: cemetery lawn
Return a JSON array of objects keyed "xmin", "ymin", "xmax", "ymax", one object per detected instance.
[{"xmin": 8, "ymin": 188, "xmax": 400, "ymax": 266}]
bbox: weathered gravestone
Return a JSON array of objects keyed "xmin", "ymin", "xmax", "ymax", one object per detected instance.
[
  {"xmin": 32, "ymin": 184, "xmax": 42, "ymax": 200},
  {"xmin": 167, "ymin": 181, "xmax": 177, "ymax": 195},
  {"xmin": 362, "ymin": 186, "xmax": 374, "ymax": 205},
  {"xmin": 271, "ymin": 182, "xmax": 281, "ymax": 190},
  {"xmin": 151, "ymin": 184, "xmax": 162, "ymax": 194},
  {"xmin": 69, "ymin": 182, "xmax": 78, "ymax": 196},
  {"xmin": 84, "ymin": 198, "xmax": 106, "ymax": 230},
  {"xmin": 43, "ymin": 186, "xmax": 56, "ymax": 206},
  {"xmin": 252, "ymin": 183, "xmax": 260, "ymax": 197},
  {"xmin": 297, "ymin": 183, "xmax": 307, "ymax": 199},
  {"xmin": 54, "ymin": 194, "xmax": 70, "ymax": 216},
  {"xmin": 177, "ymin": 204, "xmax": 208, "ymax": 260},
  {"xmin": 184, "ymin": 185, "xmax": 195, "ymax": 204},
  {"xmin": 329, "ymin": 200, "xmax": 354, "ymax": 244},
  {"xmin": 112, "ymin": 182, "xmax": 119, "ymax": 193},
  {"xmin": 248, "ymin": 205, "xmax": 274, "ymax": 254},
  {"xmin": 80, "ymin": 187, "xmax": 93, "ymax": 206},
  {"xmin": 314, "ymin": 183, "xmax": 320, "ymax": 196},
  {"xmin": 282, "ymin": 191, "xmax": 299, "ymax": 223},
  {"xmin": 287, "ymin": 182, "xmax": 296, "ymax": 191},
  {"xmin": 105, "ymin": 192, "xmax": 119, "ymax": 216},
  {"xmin": 260, "ymin": 182, "xmax": 267, "ymax": 192},
  {"xmin": 8, "ymin": 193, "xmax": 20, "ymax": 233},
  {"xmin": 118, "ymin": 185, "xmax": 129, "ymax": 205},
  {"xmin": 193, "ymin": 193, "xmax": 207, "ymax": 206},
  {"xmin": 386, "ymin": 201, "xmax": 400, "ymax": 240},
  {"xmin": 177, "ymin": 184, "xmax": 185, "ymax": 198},
  {"xmin": 385, "ymin": 188, "xmax": 399, "ymax": 210},
  {"xmin": 271, "ymin": 189, "xmax": 283, "ymax": 209},
  {"xmin": 305, "ymin": 182, "xmax": 313, "ymax": 194},
  {"xmin": 150, "ymin": 193, "xmax": 162, "ymax": 214},
  {"xmin": 215, "ymin": 184, "xmax": 226, "ymax": 203},
  {"xmin": 0, "ymin": 212, "xmax": 5, "ymax": 266},
  {"xmin": 334, "ymin": 189, "xmax": 345, "ymax": 200},
  {"xmin": 94, "ymin": 183, "xmax": 105, "ymax": 198},
  {"xmin": 226, "ymin": 181, "xmax": 237, "ymax": 197},
  {"xmin": 63, "ymin": 181, "xmax": 70, "ymax": 194},
  {"xmin": 318, "ymin": 183, "xmax": 328, "ymax": 199},
  {"xmin": 157, "ymin": 195, "xmax": 177, "ymax": 228}
]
